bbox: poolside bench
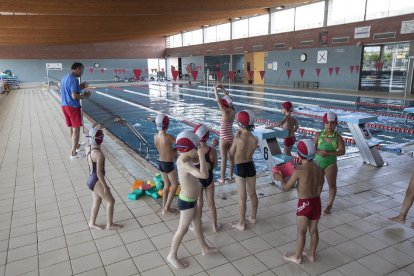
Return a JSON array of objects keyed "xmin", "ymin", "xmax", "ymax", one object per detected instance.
[{"xmin": 293, "ymin": 81, "xmax": 319, "ymax": 89}]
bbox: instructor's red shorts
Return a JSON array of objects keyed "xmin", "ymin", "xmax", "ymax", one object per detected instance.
[
  {"xmin": 297, "ymin": 197, "xmax": 321, "ymax": 220},
  {"xmin": 62, "ymin": 106, "xmax": 83, "ymax": 128}
]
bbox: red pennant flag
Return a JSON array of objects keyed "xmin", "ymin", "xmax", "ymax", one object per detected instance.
[
  {"xmin": 328, "ymin": 67, "xmax": 333, "ymax": 76},
  {"xmin": 215, "ymin": 71, "xmax": 222, "ymax": 81},
  {"xmin": 100, "ymin": 68, "xmax": 105, "ymax": 74},
  {"xmin": 191, "ymin": 71, "xmax": 198, "ymax": 80},
  {"xmin": 299, "ymin": 69, "xmax": 305, "ymax": 78},
  {"xmin": 89, "ymin": 68, "xmax": 94, "ymax": 74},
  {"xmin": 172, "ymin": 70, "xmax": 179, "ymax": 81},
  {"xmin": 248, "ymin": 71, "xmax": 254, "ymax": 80},
  {"xmin": 316, "ymin": 68, "xmax": 321, "ymax": 77},
  {"xmin": 355, "ymin": 65, "xmax": 360, "ymax": 73},
  {"xmin": 259, "ymin": 71, "xmax": 265, "ymax": 80},
  {"xmin": 133, "ymin": 69, "xmax": 142, "ymax": 80},
  {"xmin": 215, "ymin": 64, "xmax": 220, "ymax": 69},
  {"xmin": 197, "ymin": 65, "xmax": 202, "ymax": 71},
  {"xmin": 286, "ymin": 69, "xmax": 292, "ymax": 79},
  {"xmin": 228, "ymin": 71, "xmax": 235, "ymax": 80},
  {"xmin": 335, "ymin": 67, "xmax": 340, "ymax": 75},
  {"xmin": 121, "ymin": 69, "xmax": 126, "ymax": 74},
  {"xmin": 114, "ymin": 68, "xmax": 118, "ymax": 74},
  {"xmin": 350, "ymin": 65, "xmax": 354, "ymax": 74}
]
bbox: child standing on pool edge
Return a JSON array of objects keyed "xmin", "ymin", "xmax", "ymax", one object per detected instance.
[
  {"xmin": 273, "ymin": 139, "xmax": 324, "ymax": 264},
  {"xmin": 314, "ymin": 112, "xmax": 345, "ymax": 215},
  {"xmin": 267, "ymin": 101, "xmax": 298, "ymax": 156},
  {"xmin": 167, "ymin": 130, "xmax": 217, "ymax": 270},
  {"xmin": 193, "ymin": 124, "xmax": 222, "ymax": 232},
  {"xmin": 154, "ymin": 114, "xmax": 179, "ymax": 215},
  {"xmin": 214, "ymin": 83, "xmax": 235, "ymax": 184}
]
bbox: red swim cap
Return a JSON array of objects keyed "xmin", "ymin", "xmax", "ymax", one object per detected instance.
[
  {"xmin": 194, "ymin": 124, "xmax": 210, "ymax": 142},
  {"xmin": 282, "ymin": 101, "xmax": 293, "ymax": 112}
]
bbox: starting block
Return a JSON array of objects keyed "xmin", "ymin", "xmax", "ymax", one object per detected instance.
[
  {"xmin": 341, "ymin": 114, "xmax": 386, "ymax": 167},
  {"xmin": 253, "ymin": 127, "xmax": 293, "ymax": 187}
]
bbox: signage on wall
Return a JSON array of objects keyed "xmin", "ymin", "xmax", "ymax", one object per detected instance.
[
  {"xmin": 272, "ymin": 62, "xmax": 278, "ymax": 70},
  {"xmin": 354, "ymin": 26, "xmax": 371, "ymax": 39},
  {"xmin": 401, "ymin": 20, "xmax": 414, "ymax": 34},
  {"xmin": 317, "ymin": 51, "xmax": 328, "ymax": 64},
  {"xmin": 46, "ymin": 63, "xmax": 63, "ymax": 70}
]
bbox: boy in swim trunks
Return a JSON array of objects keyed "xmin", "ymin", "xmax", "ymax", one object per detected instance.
[
  {"xmin": 214, "ymin": 84, "xmax": 235, "ymax": 184},
  {"xmin": 314, "ymin": 112, "xmax": 345, "ymax": 215},
  {"xmin": 273, "ymin": 139, "xmax": 324, "ymax": 264},
  {"xmin": 267, "ymin": 101, "xmax": 298, "ymax": 156},
  {"xmin": 86, "ymin": 128, "xmax": 122, "ymax": 230},
  {"xmin": 193, "ymin": 124, "xmax": 222, "ymax": 232},
  {"xmin": 167, "ymin": 131, "xmax": 217, "ymax": 270},
  {"xmin": 154, "ymin": 114, "xmax": 178, "ymax": 215},
  {"xmin": 229, "ymin": 110, "xmax": 259, "ymax": 231}
]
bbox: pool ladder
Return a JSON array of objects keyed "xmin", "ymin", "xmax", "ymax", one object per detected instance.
[{"xmin": 92, "ymin": 115, "xmax": 150, "ymax": 160}]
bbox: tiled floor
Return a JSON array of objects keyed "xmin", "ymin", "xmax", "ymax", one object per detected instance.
[{"xmin": 0, "ymin": 88, "xmax": 414, "ymax": 276}]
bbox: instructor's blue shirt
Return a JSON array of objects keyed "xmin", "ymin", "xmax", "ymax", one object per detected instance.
[{"xmin": 61, "ymin": 73, "xmax": 81, "ymax": 108}]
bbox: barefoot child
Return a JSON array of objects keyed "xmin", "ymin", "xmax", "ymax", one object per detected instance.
[
  {"xmin": 229, "ymin": 110, "xmax": 258, "ymax": 231},
  {"xmin": 315, "ymin": 112, "xmax": 345, "ymax": 215},
  {"xmin": 214, "ymin": 84, "xmax": 235, "ymax": 183},
  {"xmin": 267, "ymin": 101, "xmax": 298, "ymax": 156},
  {"xmin": 390, "ymin": 174, "xmax": 414, "ymax": 227},
  {"xmin": 154, "ymin": 114, "xmax": 178, "ymax": 214},
  {"xmin": 194, "ymin": 124, "xmax": 222, "ymax": 232},
  {"xmin": 273, "ymin": 139, "xmax": 324, "ymax": 264},
  {"xmin": 86, "ymin": 127, "xmax": 122, "ymax": 230},
  {"xmin": 167, "ymin": 131, "xmax": 217, "ymax": 269}
]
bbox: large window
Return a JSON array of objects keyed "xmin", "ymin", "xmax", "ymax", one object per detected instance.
[
  {"xmin": 295, "ymin": 1, "xmax": 325, "ymax": 31},
  {"xmin": 366, "ymin": 0, "xmax": 414, "ymax": 20},
  {"xmin": 327, "ymin": 0, "xmax": 366, "ymax": 26},
  {"xmin": 216, "ymin": 23, "xmax": 231, "ymax": 41},
  {"xmin": 168, "ymin": 34, "xmax": 182, "ymax": 48},
  {"xmin": 249, "ymin": 14, "xmax": 269, "ymax": 37},
  {"xmin": 232, "ymin": 19, "xmax": 248, "ymax": 39},
  {"xmin": 204, "ymin": 26, "xmax": 217, "ymax": 44},
  {"xmin": 270, "ymin": 9, "xmax": 295, "ymax": 34},
  {"xmin": 182, "ymin": 29, "xmax": 203, "ymax": 46}
]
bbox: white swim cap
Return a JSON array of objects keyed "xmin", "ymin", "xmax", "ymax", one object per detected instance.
[
  {"xmin": 155, "ymin": 114, "xmax": 169, "ymax": 130},
  {"xmin": 297, "ymin": 139, "xmax": 315, "ymax": 160},
  {"xmin": 221, "ymin": 95, "xmax": 233, "ymax": 108},
  {"xmin": 194, "ymin": 124, "xmax": 210, "ymax": 142},
  {"xmin": 176, "ymin": 130, "xmax": 200, "ymax": 153},
  {"xmin": 237, "ymin": 110, "xmax": 255, "ymax": 129},
  {"xmin": 88, "ymin": 127, "xmax": 104, "ymax": 146}
]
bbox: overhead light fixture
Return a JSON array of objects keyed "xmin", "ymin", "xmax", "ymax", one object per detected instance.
[
  {"xmin": 233, "ymin": 17, "xmax": 241, "ymax": 20},
  {"xmin": 203, "ymin": 24, "xmax": 210, "ymax": 27},
  {"xmin": 276, "ymin": 6, "xmax": 285, "ymax": 10}
]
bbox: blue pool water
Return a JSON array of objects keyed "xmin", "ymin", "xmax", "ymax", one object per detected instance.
[{"xmin": 81, "ymin": 83, "xmax": 414, "ymax": 176}]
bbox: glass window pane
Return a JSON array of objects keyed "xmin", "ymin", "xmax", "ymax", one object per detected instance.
[
  {"xmin": 388, "ymin": 0, "xmax": 414, "ymax": 17},
  {"xmin": 366, "ymin": 0, "xmax": 389, "ymax": 20},
  {"xmin": 249, "ymin": 14, "xmax": 269, "ymax": 37},
  {"xmin": 327, "ymin": 0, "xmax": 366, "ymax": 26},
  {"xmin": 204, "ymin": 26, "xmax": 217, "ymax": 43},
  {"xmin": 217, "ymin": 23, "xmax": 231, "ymax": 41},
  {"xmin": 172, "ymin": 34, "xmax": 182, "ymax": 48},
  {"xmin": 270, "ymin": 9, "xmax": 295, "ymax": 34},
  {"xmin": 295, "ymin": 1, "xmax": 325, "ymax": 31},
  {"xmin": 182, "ymin": 32, "xmax": 191, "ymax": 46},
  {"xmin": 232, "ymin": 19, "xmax": 249, "ymax": 39},
  {"xmin": 191, "ymin": 29, "xmax": 203, "ymax": 45}
]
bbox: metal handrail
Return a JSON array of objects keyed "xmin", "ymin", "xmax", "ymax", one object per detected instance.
[{"xmin": 92, "ymin": 115, "xmax": 150, "ymax": 160}]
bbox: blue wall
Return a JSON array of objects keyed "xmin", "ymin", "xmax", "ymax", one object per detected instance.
[
  {"xmin": 0, "ymin": 59, "xmax": 148, "ymax": 83},
  {"xmin": 264, "ymin": 45, "xmax": 362, "ymax": 90}
]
